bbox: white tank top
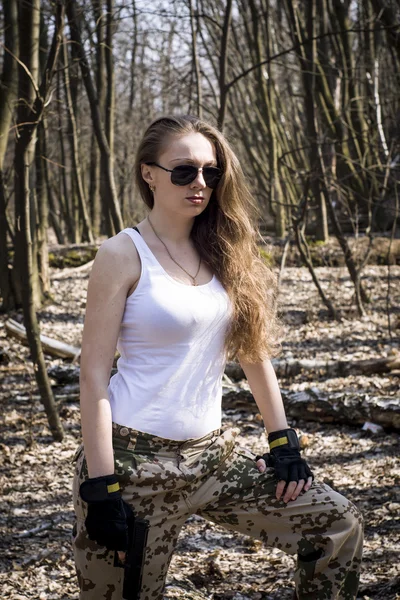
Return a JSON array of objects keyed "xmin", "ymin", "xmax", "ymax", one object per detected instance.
[{"xmin": 107, "ymin": 227, "xmax": 233, "ymax": 440}]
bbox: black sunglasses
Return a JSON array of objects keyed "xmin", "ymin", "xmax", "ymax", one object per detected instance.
[{"xmin": 146, "ymin": 162, "xmax": 222, "ymax": 189}]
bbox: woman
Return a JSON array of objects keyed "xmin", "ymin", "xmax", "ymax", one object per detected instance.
[{"xmin": 71, "ymin": 114, "xmax": 363, "ymax": 600}]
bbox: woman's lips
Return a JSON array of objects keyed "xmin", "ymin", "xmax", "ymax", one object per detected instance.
[{"xmin": 186, "ymin": 197, "xmax": 204, "ymax": 204}]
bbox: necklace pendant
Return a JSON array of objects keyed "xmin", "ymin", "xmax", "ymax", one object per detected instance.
[{"xmin": 193, "ymin": 280, "xmax": 197, "ymax": 286}]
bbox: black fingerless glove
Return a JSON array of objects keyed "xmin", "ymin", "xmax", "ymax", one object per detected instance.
[
  {"xmin": 256, "ymin": 428, "xmax": 313, "ymax": 484},
  {"xmin": 79, "ymin": 474, "xmax": 134, "ymax": 551}
]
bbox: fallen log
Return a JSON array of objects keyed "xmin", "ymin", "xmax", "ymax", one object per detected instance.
[
  {"xmin": 50, "ymin": 258, "xmax": 94, "ymax": 279},
  {"xmin": 48, "ymin": 243, "xmax": 97, "ymax": 270},
  {"xmin": 226, "ymin": 354, "xmax": 400, "ymax": 381},
  {"xmin": 15, "ymin": 515, "xmax": 64, "ymax": 539},
  {"xmin": 222, "ymin": 379, "xmax": 400, "ymax": 430},
  {"xmin": 5, "ymin": 319, "xmax": 80, "ymax": 361},
  {"xmin": 46, "ymin": 367, "xmax": 400, "ymax": 430},
  {"xmin": 49, "ymin": 353, "xmax": 400, "ymax": 388},
  {"xmin": 47, "ymin": 364, "xmax": 117, "ymax": 383}
]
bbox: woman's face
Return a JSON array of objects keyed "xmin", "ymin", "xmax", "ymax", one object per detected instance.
[{"xmin": 141, "ymin": 132, "xmax": 217, "ymax": 217}]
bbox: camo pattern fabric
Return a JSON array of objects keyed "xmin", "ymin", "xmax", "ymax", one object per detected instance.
[{"xmin": 71, "ymin": 422, "xmax": 363, "ymax": 600}]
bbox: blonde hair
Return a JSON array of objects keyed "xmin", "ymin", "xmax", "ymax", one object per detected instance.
[{"xmin": 134, "ymin": 115, "xmax": 281, "ymax": 362}]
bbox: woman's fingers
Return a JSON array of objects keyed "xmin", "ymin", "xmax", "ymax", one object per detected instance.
[
  {"xmin": 256, "ymin": 458, "xmax": 267, "ymax": 473},
  {"xmin": 290, "ymin": 479, "xmax": 305, "ymax": 501},
  {"xmin": 282, "ymin": 481, "xmax": 298, "ymax": 503},
  {"xmin": 277, "ymin": 479, "xmax": 310, "ymax": 503},
  {"xmin": 117, "ymin": 551, "xmax": 126, "ymax": 563},
  {"xmin": 304, "ymin": 476, "xmax": 313, "ymax": 492},
  {"xmin": 256, "ymin": 459, "xmax": 313, "ymax": 502},
  {"xmin": 275, "ymin": 479, "xmax": 288, "ymax": 500}
]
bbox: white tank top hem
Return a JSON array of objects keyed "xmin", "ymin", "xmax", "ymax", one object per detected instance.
[{"xmin": 107, "ymin": 228, "xmax": 233, "ymax": 441}]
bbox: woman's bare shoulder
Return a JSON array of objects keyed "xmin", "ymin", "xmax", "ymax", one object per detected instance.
[{"xmin": 93, "ymin": 231, "xmax": 141, "ymax": 287}]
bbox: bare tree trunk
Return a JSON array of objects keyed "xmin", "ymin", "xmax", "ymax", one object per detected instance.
[
  {"xmin": 14, "ymin": 0, "xmax": 65, "ymax": 441},
  {"xmin": 12, "ymin": 0, "xmax": 41, "ymax": 309},
  {"xmin": 0, "ymin": 171, "xmax": 15, "ymax": 310},
  {"xmin": 285, "ymin": 0, "xmax": 329, "ymax": 241},
  {"xmin": 217, "ymin": 0, "xmax": 233, "ymax": 131},
  {"xmin": 89, "ymin": 132, "xmax": 101, "ymax": 235},
  {"xmin": 324, "ymin": 187, "xmax": 368, "ymax": 315},
  {"xmin": 293, "ymin": 185, "xmax": 338, "ymax": 318},
  {"xmin": 104, "ymin": 0, "xmax": 116, "ymax": 235},
  {"xmin": 118, "ymin": 0, "xmax": 138, "ymax": 220},
  {"xmin": 91, "ymin": 0, "xmax": 109, "ymax": 236},
  {"xmin": 41, "ymin": 118, "xmax": 65, "ymax": 244},
  {"xmin": 36, "ymin": 14, "xmax": 51, "ymax": 296},
  {"xmin": 105, "ymin": 0, "xmax": 115, "ymax": 151},
  {"xmin": 189, "ymin": 0, "xmax": 202, "ymax": 118},
  {"xmin": 56, "ymin": 67, "xmax": 74, "ymax": 242},
  {"xmin": 0, "ymin": 0, "xmax": 18, "ymax": 164},
  {"xmin": 248, "ymin": 0, "xmax": 287, "ymax": 237},
  {"xmin": 129, "ymin": 0, "xmax": 138, "ymax": 112},
  {"xmin": 0, "ymin": 0, "xmax": 19, "ymax": 310},
  {"xmin": 331, "ymin": 0, "xmax": 377, "ymax": 210},
  {"xmin": 370, "ymin": 0, "xmax": 400, "ymax": 62},
  {"xmin": 36, "ymin": 123, "xmax": 51, "ymax": 298},
  {"xmin": 66, "ymin": 0, "xmax": 123, "ymax": 233},
  {"xmin": 305, "ymin": 0, "xmax": 328, "ymax": 241},
  {"xmin": 62, "ymin": 38, "xmax": 93, "ymax": 243}
]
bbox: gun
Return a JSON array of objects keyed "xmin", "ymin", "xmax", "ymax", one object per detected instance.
[{"xmin": 114, "ymin": 516, "xmax": 150, "ymax": 600}]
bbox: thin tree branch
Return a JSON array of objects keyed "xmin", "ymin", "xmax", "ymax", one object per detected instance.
[
  {"xmin": 226, "ymin": 25, "xmax": 398, "ymax": 91},
  {"xmin": 0, "ymin": 42, "xmax": 40, "ymax": 96}
]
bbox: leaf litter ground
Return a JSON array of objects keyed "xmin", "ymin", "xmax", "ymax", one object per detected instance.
[{"xmin": 0, "ymin": 264, "xmax": 399, "ymax": 600}]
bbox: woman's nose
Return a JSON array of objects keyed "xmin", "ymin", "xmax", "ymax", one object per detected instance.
[{"xmin": 191, "ymin": 169, "xmax": 206, "ymax": 188}]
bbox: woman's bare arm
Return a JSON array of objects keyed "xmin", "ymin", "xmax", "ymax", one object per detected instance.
[
  {"xmin": 80, "ymin": 235, "xmax": 140, "ymax": 478},
  {"xmin": 238, "ymin": 357, "xmax": 288, "ymax": 433},
  {"xmin": 238, "ymin": 357, "xmax": 312, "ymax": 503}
]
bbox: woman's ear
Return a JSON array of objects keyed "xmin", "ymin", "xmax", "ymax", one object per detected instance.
[{"xmin": 141, "ymin": 163, "xmax": 155, "ymax": 186}]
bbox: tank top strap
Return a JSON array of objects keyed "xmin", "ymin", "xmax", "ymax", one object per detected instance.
[{"xmin": 118, "ymin": 227, "xmax": 160, "ymax": 269}]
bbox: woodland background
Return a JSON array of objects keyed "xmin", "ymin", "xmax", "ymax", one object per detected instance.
[{"xmin": 0, "ymin": 1, "xmax": 399, "ymax": 599}]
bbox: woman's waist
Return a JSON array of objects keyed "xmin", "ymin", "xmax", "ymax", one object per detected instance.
[
  {"xmin": 111, "ymin": 421, "xmax": 221, "ymax": 453},
  {"xmin": 110, "ymin": 357, "xmax": 226, "ymax": 385}
]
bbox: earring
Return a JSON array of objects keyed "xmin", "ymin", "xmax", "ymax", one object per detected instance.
[{"xmin": 149, "ymin": 184, "xmax": 155, "ymax": 193}]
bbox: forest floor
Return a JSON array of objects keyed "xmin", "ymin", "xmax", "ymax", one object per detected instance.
[{"xmin": 0, "ymin": 257, "xmax": 399, "ymax": 600}]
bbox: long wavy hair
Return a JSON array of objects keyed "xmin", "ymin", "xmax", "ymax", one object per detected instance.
[{"xmin": 134, "ymin": 115, "xmax": 281, "ymax": 363}]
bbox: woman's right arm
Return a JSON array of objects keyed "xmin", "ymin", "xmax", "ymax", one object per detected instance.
[{"xmin": 79, "ymin": 235, "xmax": 139, "ymax": 478}]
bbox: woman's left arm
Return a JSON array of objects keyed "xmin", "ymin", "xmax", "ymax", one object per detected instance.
[
  {"xmin": 238, "ymin": 358, "xmax": 288, "ymax": 433},
  {"xmin": 238, "ymin": 357, "xmax": 313, "ymax": 503}
]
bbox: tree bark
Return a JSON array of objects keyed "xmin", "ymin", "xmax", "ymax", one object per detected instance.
[
  {"xmin": 62, "ymin": 38, "xmax": 93, "ymax": 243},
  {"xmin": 370, "ymin": 0, "xmax": 400, "ymax": 66},
  {"xmin": 12, "ymin": 0, "xmax": 42, "ymax": 309},
  {"xmin": 0, "ymin": 0, "xmax": 19, "ymax": 310},
  {"xmin": 66, "ymin": 0, "xmax": 124, "ymax": 233},
  {"xmin": 118, "ymin": 0, "xmax": 139, "ymax": 220},
  {"xmin": 91, "ymin": 0, "xmax": 108, "ymax": 236},
  {"xmin": 248, "ymin": 0, "xmax": 287, "ymax": 237},
  {"xmin": 56, "ymin": 67, "xmax": 74, "ymax": 242},
  {"xmin": 40, "ymin": 118, "xmax": 65, "ymax": 244},
  {"xmin": 89, "ymin": 132, "xmax": 101, "ymax": 235},
  {"xmin": 105, "ymin": 0, "xmax": 115, "ymax": 153},
  {"xmin": 217, "ymin": 0, "xmax": 233, "ymax": 131},
  {"xmin": 36, "ymin": 122, "xmax": 51, "ymax": 298},
  {"xmin": 285, "ymin": 0, "xmax": 329, "ymax": 241},
  {"xmin": 13, "ymin": 0, "xmax": 65, "ymax": 441},
  {"xmin": 189, "ymin": 0, "xmax": 203, "ymax": 118},
  {"xmin": 292, "ymin": 185, "xmax": 338, "ymax": 318},
  {"xmin": 0, "ymin": 0, "xmax": 18, "ymax": 163}
]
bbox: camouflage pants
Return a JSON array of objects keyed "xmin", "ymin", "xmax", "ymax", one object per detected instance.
[{"xmin": 71, "ymin": 422, "xmax": 363, "ymax": 600}]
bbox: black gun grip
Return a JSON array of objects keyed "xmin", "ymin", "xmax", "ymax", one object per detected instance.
[{"xmin": 122, "ymin": 517, "xmax": 150, "ymax": 600}]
